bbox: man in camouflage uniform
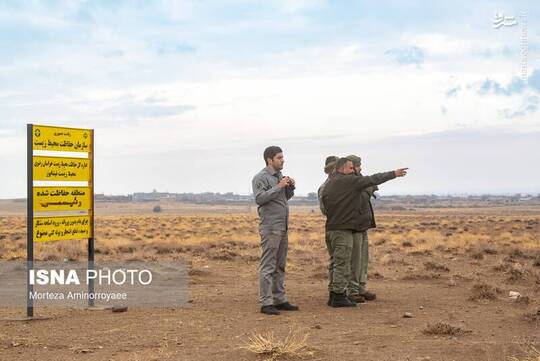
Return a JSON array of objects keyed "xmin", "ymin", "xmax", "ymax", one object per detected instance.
[
  {"xmin": 318, "ymin": 156, "xmax": 338, "ymax": 216},
  {"xmin": 346, "ymin": 155, "xmax": 378, "ymax": 303},
  {"xmin": 317, "ymin": 155, "xmax": 338, "ymax": 306},
  {"xmin": 322, "ymin": 158, "xmax": 408, "ymax": 307}
]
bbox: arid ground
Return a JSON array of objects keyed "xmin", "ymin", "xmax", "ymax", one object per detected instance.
[{"xmin": 0, "ymin": 200, "xmax": 539, "ymax": 361}]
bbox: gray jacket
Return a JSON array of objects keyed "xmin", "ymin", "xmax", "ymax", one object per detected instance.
[{"xmin": 252, "ymin": 166, "xmax": 294, "ymax": 230}]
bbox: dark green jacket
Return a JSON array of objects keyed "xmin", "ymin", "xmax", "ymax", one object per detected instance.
[
  {"xmin": 357, "ymin": 185, "xmax": 378, "ymax": 231},
  {"xmin": 322, "ymin": 172, "xmax": 395, "ymax": 232}
]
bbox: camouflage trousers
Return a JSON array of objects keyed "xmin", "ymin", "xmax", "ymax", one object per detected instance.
[
  {"xmin": 349, "ymin": 230, "xmax": 369, "ymax": 295},
  {"xmin": 325, "ymin": 230, "xmax": 354, "ymax": 294}
]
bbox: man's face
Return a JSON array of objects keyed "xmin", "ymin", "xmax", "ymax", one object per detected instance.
[
  {"xmin": 268, "ymin": 152, "xmax": 284, "ymax": 171},
  {"xmin": 340, "ymin": 160, "xmax": 354, "ymax": 175},
  {"xmin": 354, "ymin": 164, "xmax": 362, "ymax": 174}
]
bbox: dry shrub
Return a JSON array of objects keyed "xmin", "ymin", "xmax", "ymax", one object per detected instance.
[
  {"xmin": 401, "ymin": 272, "xmax": 441, "ymax": 281},
  {"xmin": 494, "ymin": 262, "xmax": 513, "ymax": 273},
  {"xmin": 380, "ymin": 254, "xmax": 408, "ymax": 266},
  {"xmin": 514, "ymin": 296, "xmax": 530, "ymax": 305},
  {"xmin": 508, "ymin": 347, "xmax": 540, "ymax": 361},
  {"xmin": 209, "ymin": 248, "xmax": 239, "ymax": 261},
  {"xmin": 483, "ymin": 246, "xmax": 498, "ymax": 255},
  {"xmin": 471, "ymin": 251, "xmax": 484, "ymax": 260},
  {"xmin": 242, "ymin": 325, "xmax": 315, "ymax": 361},
  {"xmin": 469, "ymin": 282, "xmax": 501, "ymax": 301},
  {"xmin": 188, "ymin": 264, "xmax": 210, "ymax": 277},
  {"xmin": 401, "ymin": 240, "xmax": 413, "ymax": 247},
  {"xmin": 423, "ymin": 322, "xmax": 471, "ymax": 336},
  {"xmin": 523, "ymin": 309, "xmax": 540, "ymax": 324},
  {"xmin": 424, "ymin": 261, "xmax": 450, "ymax": 272},
  {"xmin": 507, "ymin": 264, "xmax": 528, "ymax": 281},
  {"xmin": 151, "ymin": 240, "xmax": 185, "ymax": 255},
  {"xmin": 36, "ymin": 240, "xmax": 86, "ymax": 261},
  {"xmin": 409, "ymin": 249, "xmax": 433, "ymax": 256},
  {"xmin": 509, "ymin": 248, "xmax": 527, "ymax": 259}
]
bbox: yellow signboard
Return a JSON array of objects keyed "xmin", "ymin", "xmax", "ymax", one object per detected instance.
[
  {"xmin": 32, "ymin": 125, "xmax": 91, "ymax": 152},
  {"xmin": 33, "ymin": 186, "xmax": 91, "ymax": 211},
  {"xmin": 33, "ymin": 156, "xmax": 90, "ymax": 181},
  {"xmin": 34, "ymin": 215, "xmax": 92, "ymax": 242}
]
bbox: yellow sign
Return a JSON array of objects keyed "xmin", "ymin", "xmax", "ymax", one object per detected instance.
[
  {"xmin": 34, "ymin": 215, "xmax": 92, "ymax": 242},
  {"xmin": 33, "ymin": 156, "xmax": 90, "ymax": 181},
  {"xmin": 33, "ymin": 187, "xmax": 91, "ymax": 211},
  {"xmin": 32, "ymin": 125, "xmax": 91, "ymax": 153}
]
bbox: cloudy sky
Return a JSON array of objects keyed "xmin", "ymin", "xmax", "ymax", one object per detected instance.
[{"xmin": 1, "ymin": 0, "xmax": 539, "ymax": 198}]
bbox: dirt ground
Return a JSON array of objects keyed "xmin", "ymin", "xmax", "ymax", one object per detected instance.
[{"xmin": 0, "ymin": 203, "xmax": 539, "ymax": 361}]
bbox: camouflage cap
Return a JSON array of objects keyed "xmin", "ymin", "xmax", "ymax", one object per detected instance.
[
  {"xmin": 324, "ymin": 155, "xmax": 338, "ymax": 174},
  {"xmin": 346, "ymin": 154, "xmax": 361, "ymax": 166}
]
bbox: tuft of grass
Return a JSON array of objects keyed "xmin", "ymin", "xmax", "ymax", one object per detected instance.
[
  {"xmin": 468, "ymin": 282, "xmax": 501, "ymax": 301},
  {"xmin": 242, "ymin": 325, "xmax": 314, "ymax": 361},
  {"xmin": 508, "ymin": 347, "xmax": 540, "ymax": 361},
  {"xmin": 424, "ymin": 261, "xmax": 450, "ymax": 272},
  {"xmin": 423, "ymin": 322, "xmax": 471, "ymax": 336},
  {"xmin": 507, "ymin": 264, "xmax": 527, "ymax": 281},
  {"xmin": 523, "ymin": 309, "xmax": 540, "ymax": 324}
]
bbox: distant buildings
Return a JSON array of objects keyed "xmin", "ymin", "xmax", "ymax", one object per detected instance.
[{"xmin": 94, "ymin": 190, "xmax": 540, "ymax": 207}]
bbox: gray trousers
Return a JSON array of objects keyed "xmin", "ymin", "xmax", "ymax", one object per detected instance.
[{"xmin": 259, "ymin": 228, "xmax": 288, "ymax": 307}]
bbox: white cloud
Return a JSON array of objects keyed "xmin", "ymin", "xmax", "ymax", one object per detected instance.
[{"xmin": 1, "ymin": 1, "xmax": 540, "ymax": 197}]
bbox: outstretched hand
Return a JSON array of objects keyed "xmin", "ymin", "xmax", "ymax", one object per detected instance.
[{"xmin": 394, "ymin": 168, "xmax": 409, "ymax": 177}]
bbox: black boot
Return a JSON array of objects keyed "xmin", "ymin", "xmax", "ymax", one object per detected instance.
[
  {"xmin": 274, "ymin": 302, "xmax": 299, "ymax": 311},
  {"xmin": 330, "ymin": 292, "xmax": 357, "ymax": 308},
  {"xmin": 327, "ymin": 291, "xmax": 333, "ymax": 306},
  {"xmin": 260, "ymin": 305, "xmax": 280, "ymax": 315}
]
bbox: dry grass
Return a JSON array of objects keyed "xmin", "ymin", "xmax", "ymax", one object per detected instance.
[
  {"xmin": 423, "ymin": 322, "xmax": 471, "ymax": 336},
  {"xmin": 468, "ymin": 282, "xmax": 502, "ymax": 301},
  {"xmin": 523, "ymin": 309, "xmax": 540, "ymax": 324},
  {"xmin": 242, "ymin": 325, "xmax": 315, "ymax": 361},
  {"xmin": 508, "ymin": 347, "xmax": 540, "ymax": 361},
  {"xmin": 1, "ymin": 208, "xmax": 539, "ymax": 266},
  {"xmin": 424, "ymin": 261, "xmax": 450, "ymax": 272}
]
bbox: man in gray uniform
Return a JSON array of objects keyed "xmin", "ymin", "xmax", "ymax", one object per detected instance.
[{"xmin": 252, "ymin": 146, "xmax": 299, "ymax": 315}]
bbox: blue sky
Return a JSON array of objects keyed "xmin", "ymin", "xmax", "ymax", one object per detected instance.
[{"xmin": 1, "ymin": 0, "xmax": 539, "ymax": 197}]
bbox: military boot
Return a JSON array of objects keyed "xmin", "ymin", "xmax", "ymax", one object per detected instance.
[
  {"xmin": 330, "ymin": 292, "xmax": 357, "ymax": 308},
  {"xmin": 327, "ymin": 291, "xmax": 333, "ymax": 306}
]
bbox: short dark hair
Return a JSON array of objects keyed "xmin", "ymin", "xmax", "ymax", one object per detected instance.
[
  {"xmin": 263, "ymin": 146, "xmax": 283, "ymax": 165},
  {"xmin": 335, "ymin": 157, "xmax": 351, "ymax": 171}
]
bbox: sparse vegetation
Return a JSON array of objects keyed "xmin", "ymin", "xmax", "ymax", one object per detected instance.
[
  {"xmin": 469, "ymin": 282, "xmax": 501, "ymax": 301},
  {"xmin": 508, "ymin": 347, "xmax": 540, "ymax": 361},
  {"xmin": 0, "ymin": 202, "xmax": 539, "ymax": 360},
  {"xmin": 242, "ymin": 325, "xmax": 314, "ymax": 360},
  {"xmin": 423, "ymin": 322, "xmax": 471, "ymax": 336}
]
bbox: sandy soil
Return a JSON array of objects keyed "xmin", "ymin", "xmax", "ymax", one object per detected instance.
[{"xmin": 0, "ymin": 204, "xmax": 539, "ymax": 361}]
